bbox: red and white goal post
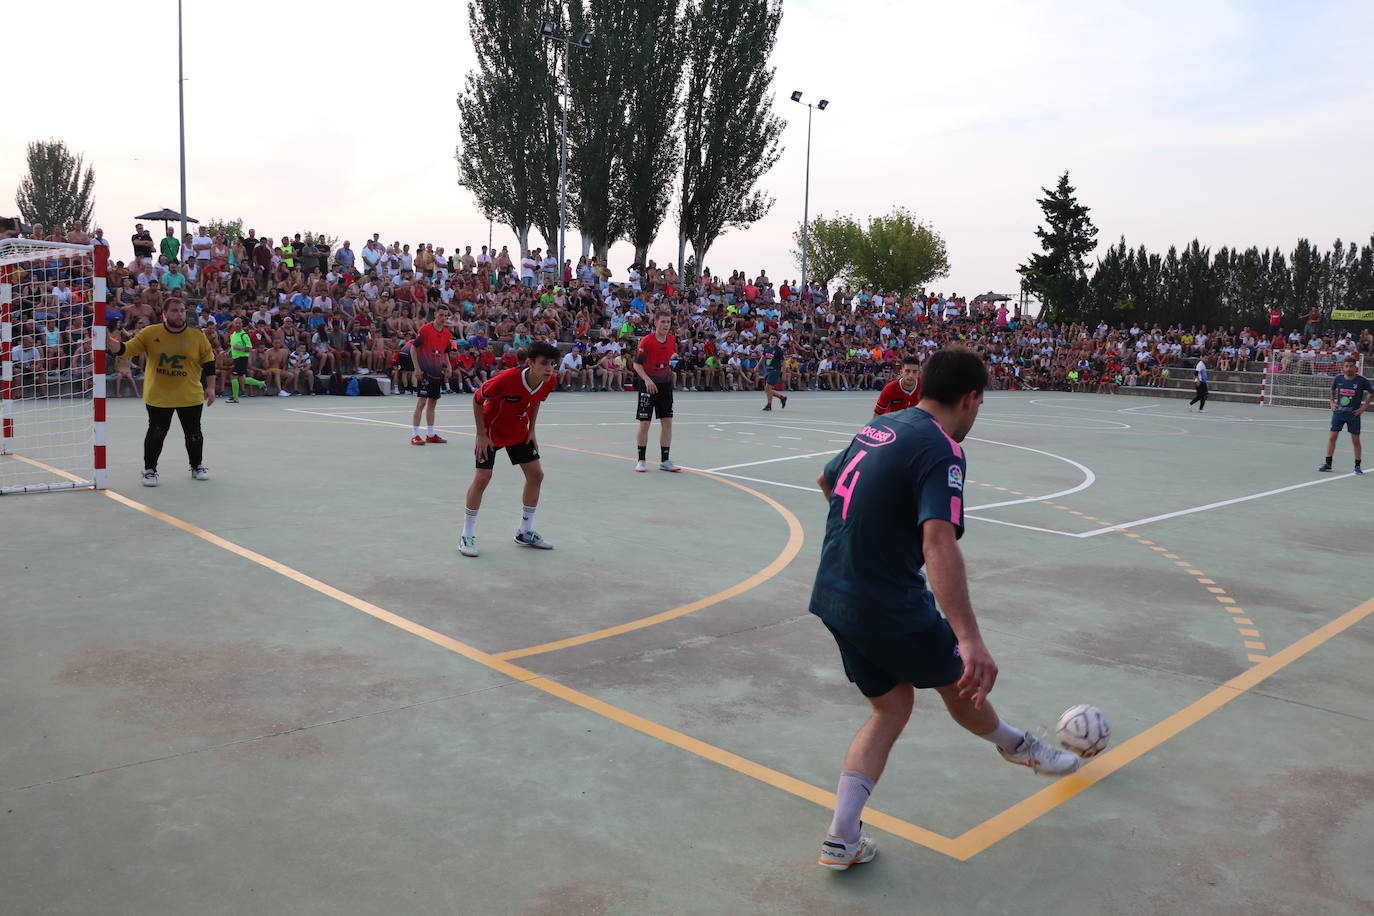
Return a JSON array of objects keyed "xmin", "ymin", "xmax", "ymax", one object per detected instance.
[
  {"xmin": 1260, "ymin": 349, "xmax": 1365, "ymax": 409},
  {"xmin": 0, "ymin": 238, "xmax": 107, "ymax": 494}
]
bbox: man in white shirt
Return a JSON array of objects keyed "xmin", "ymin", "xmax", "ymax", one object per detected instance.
[
  {"xmin": 192, "ymin": 229, "xmax": 213, "ymax": 264},
  {"xmin": 520, "ymin": 251, "xmax": 537, "ymax": 287},
  {"xmin": 559, "ymin": 349, "xmax": 584, "ymax": 390},
  {"xmin": 541, "ymin": 251, "xmax": 558, "ymax": 285}
]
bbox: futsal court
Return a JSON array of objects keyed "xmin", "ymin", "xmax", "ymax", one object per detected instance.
[{"xmin": 3, "ymin": 389, "xmax": 1371, "ymax": 915}]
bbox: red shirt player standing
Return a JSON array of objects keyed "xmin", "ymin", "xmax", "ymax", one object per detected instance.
[
  {"xmin": 874, "ymin": 357, "xmax": 923, "ymax": 417},
  {"xmin": 632, "ymin": 312, "xmax": 680, "ymax": 472},
  {"xmin": 408, "ymin": 306, "xmax": 457, "ymax": 445},
  {"xmin": 460, "ymin": 341, "xmax": 561, "ymax": 558}
]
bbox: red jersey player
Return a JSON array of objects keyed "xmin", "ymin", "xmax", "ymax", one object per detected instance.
[
  {"xmin": 460, "ymin": 341, "xmax": 561, "ymax": 557},
  {"xmin": 632, "ymin": 312, "xmax": 680, "ymax": 472},
  {"xmin": 873, "ymin": 356, "xmax": 923, "ymax": 417},
  {"xmin": 408, "ymin": 306, "xmax": 457, "ymax": 445}
]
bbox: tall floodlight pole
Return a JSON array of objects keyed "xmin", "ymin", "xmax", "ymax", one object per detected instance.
[
  {"xmin": 177, "ymin": 0, "xmax": 188, "ymax": 252},
  {"xmin": 540, "ymin": 24, "xmax": 593, "ymax": 283},
  {"xmin": 789, "ymin": 92, "xmax": 828, "ymax": 303}
]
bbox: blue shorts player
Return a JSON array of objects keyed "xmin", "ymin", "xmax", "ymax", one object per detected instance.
[
  {"xmin": 1319, "ymin": 355, "xmax": 1370, "ymax": 475},
  {"xmin": 810, "ymin": 349, "xmax": 1082, "ymax": 872},
  {"xmin": 759, "ymin": 334, "xmax": 788, "ymax": 411}
]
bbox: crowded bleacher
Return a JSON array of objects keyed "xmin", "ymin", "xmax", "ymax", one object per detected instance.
[{"xmin": 6, "ymin": 221, "xmax": 1373, "ymax": 399}]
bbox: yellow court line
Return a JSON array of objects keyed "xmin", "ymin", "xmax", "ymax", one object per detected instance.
[
  {"xmin": 947, "ymin": 593, "xmax": 1374, "ymax": 859},
  {"xmin": 89, "ymin": 483, "xmax": 960, "ymax": 859},
  {"xmin": 496, "ymin": 472, "xmax": 804, "ymax": 660}
]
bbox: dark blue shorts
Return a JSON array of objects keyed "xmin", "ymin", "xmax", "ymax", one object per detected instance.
[
  {"xmin": 1331, "ymin": 412, "xmax": 1361, "ymax": 435},
  {"xmin": 764, "ymin": 369, "xmax": 782, "ymax": 386},
  {"xmin": 823, "ymin": 619, "xmax": 963, "ymax": 697}
]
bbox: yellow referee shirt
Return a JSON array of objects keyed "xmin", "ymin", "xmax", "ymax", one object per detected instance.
[{"xmin": 121, "ymin": 323, "xmax": 216, "ymax": 408}]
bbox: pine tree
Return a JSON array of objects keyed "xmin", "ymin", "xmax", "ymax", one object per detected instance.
[
  {"xmin": 1018, "ymin": 171, "xmax": 1098, "ymax": 322},
  {"xmin": 15, "ymin": 138, "xmax": 95, "ymax": 231}
]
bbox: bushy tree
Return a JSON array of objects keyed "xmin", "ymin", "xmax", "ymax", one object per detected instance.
[{"xmin": 15, "ymin": 138, "xmax": 95, "ymax": 231}]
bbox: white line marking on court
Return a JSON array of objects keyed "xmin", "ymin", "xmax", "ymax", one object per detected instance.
[
  {"xmin": 703, "ymin": 451, "xmax": 839, "ymax": 472},
  {"xmin": 963, "ymin": 437, "xmax": 1097, "ymax": 511},
  {"xmin": 964, "ymin": 516, "xmax": 1079, "ymax": 537},
  {"xmin": 700, "ymin": 470, "xmax": 822, "ymax": 493},
  {"xmin": 1076, "ymin": 473, "xmax": 1356, "ymax": 537},
  {"xmin": 777, "ymin": 436, "xmax": 802, "ymax": 440}
]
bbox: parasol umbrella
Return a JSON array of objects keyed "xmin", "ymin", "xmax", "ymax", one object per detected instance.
[{"xmin": 135, "ymin": 209, "xmax": 199, "ymax": 233}]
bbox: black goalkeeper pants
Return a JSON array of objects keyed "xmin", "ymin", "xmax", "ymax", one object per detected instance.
[
  {"xmin": 1189, "ymin": 382, "xmax": 1208, "ymax": 409},
  {"xmin": 145, "ymin": 404, "xmax": 204, "ymax": 471}
]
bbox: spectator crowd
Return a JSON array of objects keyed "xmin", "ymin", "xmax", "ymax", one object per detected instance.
[{"xmin": 3, "ymin": 219, "xmax": 1372, "ymax": 401}]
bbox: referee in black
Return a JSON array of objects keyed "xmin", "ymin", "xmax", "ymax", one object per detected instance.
[{"xmin": 1189, "ymin": 356, "xmax": 1208, "ymax": 411}]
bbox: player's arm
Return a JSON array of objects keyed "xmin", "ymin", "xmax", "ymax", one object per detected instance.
[
  {"xmin": 526, "ymin": 402, "xmax": 541, "ymax": 447},
  {"xmin": 471, "ymin": 382, "xmax": 492, "ymax": 459},
  {"xmin": 922, "ymin": 518, "xmax": 997, "ymax": 707},
  {"xmin": 632, "ymin": 349, "xmax": 657, "ymax": 394}
]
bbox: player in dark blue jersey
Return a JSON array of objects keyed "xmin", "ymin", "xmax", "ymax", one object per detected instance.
[
  {"xmin": 760, "ymin": 334, "xmax": 788, "ymax": 411},
  {"xmin": 811, "ymin": 349, "xmax": 1082, "ymax": 872},
  {"xmin": 1319, "ymin": 355, "xmax": 1370, "ymax": 475}
]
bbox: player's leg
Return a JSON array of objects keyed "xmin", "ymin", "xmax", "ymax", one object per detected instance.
[
  {"xmin": 1321, "ymin": 424, "xmax": 1341, "ymax": 470},
  {"xmin": 1352, "ymin": 429, "xmax": 1362, "ymax": 473},
  {"xmin": 422, "ymin": 393, "xmax": 445, "ymax": 442},
  {"xmin": 142, "ymin": 405, "xmax": 175, "ymax": 484},
  {"xmin": 818, "ymin": 681, "xmax": 910, "ymax": 870},
  {"xmin": 512, "ymin": 451, "xmax": 553, "ymax": 549},
  {"xmin": 461, "ymin": 455, "xmax": 495, "ymax": 557},
  {"xmin": 634, "ymin": 389, "xmax": 654, "ymax": 470},
  {"xmin": 175, "ymin": 404, "xmax": 208, "ymax": 478}
]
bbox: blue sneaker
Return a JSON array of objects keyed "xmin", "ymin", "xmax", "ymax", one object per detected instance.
[
  {"xmin": 1318, "ymin": 464, "xmax": 1333, "ymax": 472},
  {"xmin": 1356, "ymin": 466, "xmax": 1364, "ymax": 476},
  {"xmin": 514, "ymin": 530, "xmax": 554, "ymax": 550}
]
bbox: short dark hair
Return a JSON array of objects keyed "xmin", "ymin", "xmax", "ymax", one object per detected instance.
[
  {"xmin": 527, "ymin": 341, "xmax": 559, "ymax": 362},
  {"xmin": 920, "ymin": 349, "xmax": 988, "ymax": 405},
  {"xmin": 901, "ymin": 355, "xmax": 922, "ymax": 368},
  {"xmin": 1343, "ymin": 355, "xmax": 1357, "ymax": 363}
]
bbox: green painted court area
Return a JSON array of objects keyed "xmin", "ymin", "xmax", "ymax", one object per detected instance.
[{"xmin": 3, "ymin": 390, "xmax": 1372, "ymax": 915}]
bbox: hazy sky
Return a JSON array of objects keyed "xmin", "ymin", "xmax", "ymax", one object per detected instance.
[{"xmin": 5, "ymin": 0, "xmax": 1372, "ymax": 296}]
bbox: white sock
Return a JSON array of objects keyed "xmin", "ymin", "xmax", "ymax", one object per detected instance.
[
  {"xmin": 977, "ymin": 718, "xmax": 1026, "ymax": 752},
  {"xmin": 427, "ymin": 425, "xmax": 436, "ymax": 437},
  {"xmin": 462, "ymin": 507, "xmax": 478, "ymax": 538},
  {"xmin": 827, "ymin": 770, "xmax": 874, "ymax": 845},
  {"xmin": 412, "ymin": 426, "xmax": 420, "ymax": 437},
  {"xmin": 519, "ymin": 505, "xmax": 536, "ymax": 534}
]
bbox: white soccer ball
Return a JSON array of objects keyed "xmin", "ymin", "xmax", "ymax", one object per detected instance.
[{"xmin": 1056, "ymin": 704, "xmax": 1110, "ymax": 758}]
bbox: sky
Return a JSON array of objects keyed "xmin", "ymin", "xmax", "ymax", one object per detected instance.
[{"xmin": 5, "ymin": 0, "xmax": 1373, "ymax": 298}]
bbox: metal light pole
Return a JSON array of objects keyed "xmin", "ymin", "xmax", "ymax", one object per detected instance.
[
  {"xmin": 177, "ymin": 0, "xmax": 188, "ymax": 255},
  {"xmin": 789, "ymin": 92, "xmax": 828, "ymax": 303},
  {"xmin": 540, "ymin": 24, "xmax": 593, "ymax": 285}
]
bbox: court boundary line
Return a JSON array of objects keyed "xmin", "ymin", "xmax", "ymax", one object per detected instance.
[{"xmin": 19, "ymin": 455, "xmax": 1374, "ymax": 860}]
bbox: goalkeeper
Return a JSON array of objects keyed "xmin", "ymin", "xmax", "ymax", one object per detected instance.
[
  {"xmin": 107, "ymin": 298, "xmax": 217, "ymax": 487},
  {"xmin": 226, "ymin": 317, "xmax": 266, "ymax": 402},
  {"xmin": 1319, "ymin": 355, "xmax": 1371, "ymax": 475}
]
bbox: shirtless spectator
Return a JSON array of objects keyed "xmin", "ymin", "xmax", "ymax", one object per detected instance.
[{"xmin": 262, "ymin": 341, "xmax": 295, "ymax": 396}]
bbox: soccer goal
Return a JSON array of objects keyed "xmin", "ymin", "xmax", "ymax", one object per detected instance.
[
  {"xmin": 1261, "ymin": 349, "xmax": 1365, "ymax": 409},
  {"xmin": 0, "ymin": 239, "xmax": 107, "ymax": 493}
]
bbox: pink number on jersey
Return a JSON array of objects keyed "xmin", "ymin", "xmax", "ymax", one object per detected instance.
[{"xmin": 833, "ymin": 449, "xmax": 868, "ymax": 520}]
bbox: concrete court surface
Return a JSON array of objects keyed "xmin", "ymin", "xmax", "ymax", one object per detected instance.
[{"xmin": 2, "ymin": 388, "xmax": 1372, "ymax": 915}]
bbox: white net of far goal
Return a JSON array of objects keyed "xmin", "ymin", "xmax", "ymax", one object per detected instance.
[
  {"xmin": 0, "ymin": 238, "xmax": 108, "ymax": 494},
  {"xmin": 1262, "ymin": 349, "xmax": 1366, "ymax": 409}
]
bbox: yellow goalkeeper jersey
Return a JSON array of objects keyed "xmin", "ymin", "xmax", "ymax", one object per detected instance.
[{"xmin": 121, "ymin": 323, "xmax": 215, "ymax": 408}]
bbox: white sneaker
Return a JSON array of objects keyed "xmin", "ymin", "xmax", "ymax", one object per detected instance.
[
  {"xmin": 459, "ymin": 535, "xmax": 479, "ymax": 558},
  {"xmin": 635, "ymin": 459, "xmax": 647, "ymax": 473},
  {"xmin": 998, "ymin": 732, "xmax": 1083, "ymax": 776},
  {"xmin": 142, "ymin": 469, "xmax": 159, "ymax": 487},
  {"xmin": 191, "ymin": 466, "xmax": 209, "ymax": 481},
  {"xmin": 513, "ymin": 530, "xmax": 553, "ymax": 549},
  {"xmin": 277, "ymin": 390, "xmax": 292, "ymax": 397},
  {"xmin": 818, "ymin": 827, "xmax": 877, "ymax": 871},
  {"xmin": 659, "ymin": 460, "xmax": 680, "ymax": 472}
]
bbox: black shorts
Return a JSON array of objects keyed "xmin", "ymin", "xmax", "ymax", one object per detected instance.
[
  {"xmin": 398, "ymin": 353, "xmax": 414, "ymax": 372},
  {"xmin": 635, "ymin": 379, "xmax": 674, "ymax": 420},
  {"xmin": 823, "ymin": 618, "xmax": 963, "ymax": 697},
  {"xmin": 232, "ymin": 356, "xmax": 249, "ymax": 376},
  {"xmin": 475, "ymin": 439, "xmax": 539, "ymax": 470},
  {"xmin": 417, "ymin": 375, "xmax": 443, "ymax": 400}
]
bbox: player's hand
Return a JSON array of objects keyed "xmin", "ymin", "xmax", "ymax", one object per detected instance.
[
  {"xmin": 474, "ymin": 434, "xmax": 492, "ymax": 461},
  {"xmin": 954, "ymin": 637, "xmax": 998, "ymax": 709},
  {"xmin": 205, "ymin": 388, "xmax": 216, "ymax": 407},
  {"xmin": 644, "ymin": 379, "xmax": 658, "ymax": 395}
]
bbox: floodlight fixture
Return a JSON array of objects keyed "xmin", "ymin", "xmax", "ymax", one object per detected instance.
[
  {"xmin": 818, "ymin": 99, "xmax": 829, "ymax": 110},
  {"xmin": 790, "ymin": 90, "xmax": 803, "ymax": 102},
  {"xmin": 539, "ymin": 21, "xmax": 555, "ymax": 37},
  {"xmin": 579, "ymin": 31, "xmax": 593, "ymax": 47}
]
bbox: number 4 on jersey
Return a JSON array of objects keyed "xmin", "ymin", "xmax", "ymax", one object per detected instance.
[{"xmin": 833, "ymin": 450, "xmax": 868, "ymax": 519}]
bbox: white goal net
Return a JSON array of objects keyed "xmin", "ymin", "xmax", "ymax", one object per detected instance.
[
  {"xmin": 1262, "ymin": 349, "xmax": 1366, "ymax": 409},
  {"xmin": 0, "ymin": 238, "xmax": 105, "ymax": 493}
]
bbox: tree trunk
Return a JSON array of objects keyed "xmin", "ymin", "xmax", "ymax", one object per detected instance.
[
  {"xmin": 516, "ymin": 226, "xmax": 530, "ymax": 257},
  {"xmin": 678, "ymin": 233, "xmax": 688, "ymax": 279},
  {"xmin": 634, "ymin": 245, "xmax": 648, "ymax": 266}
]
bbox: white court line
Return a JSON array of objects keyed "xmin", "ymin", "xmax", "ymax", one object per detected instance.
[
  {"xmin": 703, "ymin": 451, "xmax": 839, "ymax": 472},
  {"xmin": 964, "ymin": 516, "xmax": 1078, "ymax": 537},
  {"xmin": 1076, "ymin": 473, "xmax": 1356, "ymax": 537},
  {"xmin": 962, "ymin": 437, "xmax": 1096, "ymax": 510},
  {"xmin": 700, "ymin": 470, "xmax": 822, "ymax": 493}
]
